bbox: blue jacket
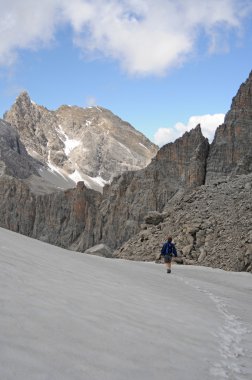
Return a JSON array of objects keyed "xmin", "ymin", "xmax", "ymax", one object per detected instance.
[{"xmin": 161, "ymin": 241, "xmax": 177, "ymax": 257}]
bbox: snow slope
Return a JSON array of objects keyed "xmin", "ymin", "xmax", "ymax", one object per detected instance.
[{"xmin": 0, "ymin": 228, "xmax": 251, "ymax": 380}]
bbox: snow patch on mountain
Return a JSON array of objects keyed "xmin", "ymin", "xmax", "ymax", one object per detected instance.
[
  {"xmin": 69, "ymin": 169, "xmax": 84, "ymax": 183},
  {"xmin": 57, "ymin": 125, "xmax": 80, "ymax": 155},
  {"xmin": 139, "ymin": 142, "xmax": 148, "ymax": 150},
  {"xmin": 64, "ymin": 139, "xmax": 80, "ymax": 155},
  {"xmin": 47, "ymin": 162, "xmax": 68, "ymax": 179},
  {"xmin": 118, "ymin": 141, "xmax": 134, "ymax": 156},
  {"xmin": 92, "ymin": 175, "xmax": 109, "ymax": 187},
  {"xmin": 69, "ymin": 169, "xmax": 109, "ymax": 191}
]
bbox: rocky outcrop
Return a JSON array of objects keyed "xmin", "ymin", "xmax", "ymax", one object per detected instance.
[
  {"xmin": 4, "ymin": 93, "xmax": 158, "ymax": 192},
  {"xmin": 97, "ymin": 125, "xmax": 209, "ymax": 249},
  {"xmin": 0, "ymin": 119, "xmax": 39, "ymax": 179},
  {"xmin": 206, "ymin": 71, "xmax": 252, "ymax": 182},
  {"xmin": 84, "ymin": 244, "xmax": 113, "ymax": 258},
  {"xmin": 4, "ymin": 92, "xmax": 59, "ymax": 162},
  {"xmin": 0, "ymin": 178, "xmax": 102, "ymax": 251},
  {"xmin": 114, "ymin": 173, "xmax": 252, "ymax": 272}
]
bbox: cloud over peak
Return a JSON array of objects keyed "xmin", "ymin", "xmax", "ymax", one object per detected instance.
[
  {"xmin": 154, "ymin": 113, "xmax": 225, "ymax": 146},
  {"xmin": 0, "ymin": 0, "xmax": 251, "ymax": 74}
]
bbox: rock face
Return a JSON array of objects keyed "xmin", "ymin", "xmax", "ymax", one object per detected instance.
[
  {"xmin": 4, "ymin": 93, "xmax": 158, "ymax": 192},
  {"xmin": 0, "ymin": 119, "xmax": 39, "ymax": 179},
  {"xmin": 97, "ymin": 125, "xmax": 209, "ymax": 249},
  {"xmin": 0, "ymin": 179, "xmax": 102, "ymax": 250},
  {"xmin": 206, "ymin": 71, "xmax": 252, "ymax": 182}
]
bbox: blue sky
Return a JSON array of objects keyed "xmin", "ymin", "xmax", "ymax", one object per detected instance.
[{"xmin": 0, "ymin": 0, "xmax": 252, "ymax": 146}]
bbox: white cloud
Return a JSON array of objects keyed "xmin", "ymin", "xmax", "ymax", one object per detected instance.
[
  {"xmin": 154, "ymin": 113, "xmax": 225, "ymax": 146},
  {"xmin": 0, "ymin": 0, "xmax": 251, "ymax": 74},
  {"xmin": 0, "ymin": 1, "xmax": 61, "ymax": 65}
]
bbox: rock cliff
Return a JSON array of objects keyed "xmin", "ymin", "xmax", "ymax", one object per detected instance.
[
  {"xmin": 0, "ymin": 119, "xmax": 39, "ymax": 179},
  {"xmin": 206, "ymin": 71, "xmax": 252, "ymax": 182},
  {"xmin": 95, "ymin": 125, "xmax": 209, "ymax": 249},
  {"xmin": 0, "ymin": 178, "xmax": 102, "ymax": 250}
]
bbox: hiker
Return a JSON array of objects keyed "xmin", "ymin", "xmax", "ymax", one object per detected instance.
[{"xmin": 160, "ymin": 236, "xmax": 177, "ymax": 273}]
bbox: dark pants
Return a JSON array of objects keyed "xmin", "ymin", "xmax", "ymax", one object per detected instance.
[{"xmin": 163, "ymin": 255, "xmax": 172, "ymax": 263}]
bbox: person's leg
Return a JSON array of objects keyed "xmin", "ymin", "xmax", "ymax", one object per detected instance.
[
  {"xmin": 167, "ymin": 262, "xmax": 171, "ymax": 273},
  {"xmin": 164, "ymin": 257, "xmax": 172, "ymax": 273}
]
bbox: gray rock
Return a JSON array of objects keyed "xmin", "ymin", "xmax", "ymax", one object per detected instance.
[
  {"xmin": 182, "ymin": 244, "xmax": 193, "ymax": 256},
  {"xmin": 84, "ymin": 244, "xmax": 113, "ymax": 258},
  {"xmin": 144, "ymin": 211, "xmax": 165, "ymax": 225},
  {"xmin": 0, "ymin": 119, "xmax": 39, "ymax": 179},
  {"xmin": 198, "ymin": 248, "xmax": 207, "ymax": 263},
  {"xmin": 206, "ymin": 71, "xmax": 252, "ymax": 182},
  {"xmin": 245, "ymin": 182, "xmax": 252, "ymax": 190}
]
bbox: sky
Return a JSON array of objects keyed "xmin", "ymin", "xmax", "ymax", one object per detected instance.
[
  {"xmin": 1, "ymin": 226, "xmax": 252, "ymax": 379},
  {"xmin": 0, "ymin": 0, "xmax": 252, "ymax": 146}
]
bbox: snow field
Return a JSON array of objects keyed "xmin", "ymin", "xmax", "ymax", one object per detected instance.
[{"xmin": 0, "ymin": 228, "xmax": 251, "ymax": 380}]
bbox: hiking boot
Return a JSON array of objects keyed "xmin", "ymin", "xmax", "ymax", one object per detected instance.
[{"xmin": 167, "ymin": 269, "xmax": 171, "ymax": 273}]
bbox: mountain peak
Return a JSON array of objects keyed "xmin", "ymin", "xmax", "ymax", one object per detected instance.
[
  {"xmin": 15, "ymin": 91, "xmax": 31, "ymax": 104},
  {"xmin": 206, "ymin": 70, "xmax": 252, "ymax": 182},
  {"xmin": 226, "ymin": 71, "xmax": 252, "ymax": 115},
  {"xmin": 4, "ymin": 94, "xmax": 158, "ymax": 192}
]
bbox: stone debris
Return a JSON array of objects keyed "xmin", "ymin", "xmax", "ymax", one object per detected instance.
[{"xmin": 114, "ymin": 173, "xmax": 252, "ymax": 272}]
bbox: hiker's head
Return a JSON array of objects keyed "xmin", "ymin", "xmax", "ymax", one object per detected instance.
[{"xmin": 167, "ymin": 236, "xmax": 172, "ymax": 242}]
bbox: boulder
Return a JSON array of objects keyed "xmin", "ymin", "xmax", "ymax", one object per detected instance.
[
  {"xmin": 198, "ymin": 248, "xmax": 207, "ymax": 263},
  {"xmin": 144, "ymin": 211, "xmax": 165, "ymax": 225},
  {"xmin": 84, "ymin": 244, "xmax": 113, "ymax": 258}
]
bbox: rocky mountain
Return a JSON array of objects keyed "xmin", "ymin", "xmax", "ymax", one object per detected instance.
[
  {"xmin": 0, "ymin": 71, "xmax": 252, "ymax": 272},
  {"xmin": 114, "ymin": 71, "xmax": 252, "ymax": 272},
  {"xmin": 96, "ymin": 125, "xmax": 209, "ymax": 249},
  {"xmin": 0, "ymin": 123, "xmax": 208, "ymax": 253},
  {"xmin": 206, "ymin": 71, "xmax": 252, "ymax": 182},
  {"xmin": 4, "ymin": 93, "xmax": 158, "ymax": 193}
]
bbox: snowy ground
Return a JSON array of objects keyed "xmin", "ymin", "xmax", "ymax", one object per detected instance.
[{"xmin": 0, "ymin": 227, "xmax": 251, "ymax": 380}]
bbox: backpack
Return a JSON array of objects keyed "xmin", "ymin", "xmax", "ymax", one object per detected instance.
[
  {"xmin": 165, "ymin": 242, "xmax": 173, "ymax": 255},
  {"xmin": 161, "ymin": 242, "xmax": 173, "ymax": 256}
]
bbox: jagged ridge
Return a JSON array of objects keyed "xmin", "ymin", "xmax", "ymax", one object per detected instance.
[
  {"xmin": 4, "ymin": 93, "xmax": 158, "ymax": 192},
  {"xmin": 0, "ymin": 71, "xmax": 252, "ymax": 272}
]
